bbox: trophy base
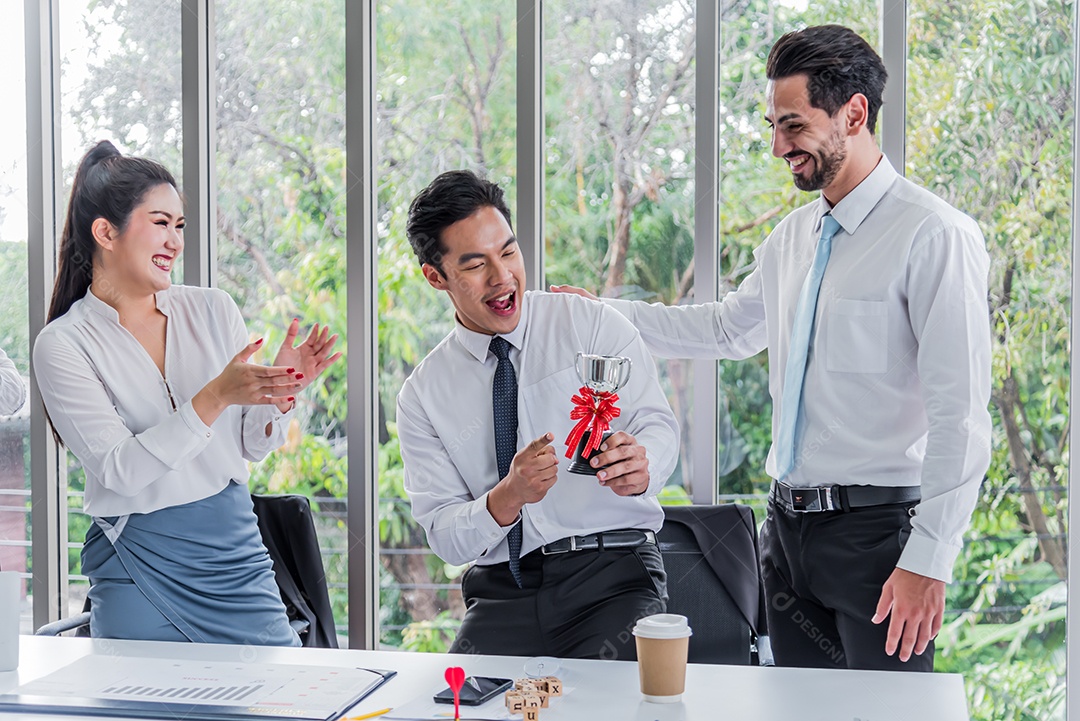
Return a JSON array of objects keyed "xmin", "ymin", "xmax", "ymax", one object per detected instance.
[{"xmin": 567, "ymin": 430, "xmax": 613, "ymax": 475}]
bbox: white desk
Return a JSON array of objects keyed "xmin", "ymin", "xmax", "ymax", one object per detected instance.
[{"xmin": 1, "ymin": 636, "xmax": 968, "ymax": 721}]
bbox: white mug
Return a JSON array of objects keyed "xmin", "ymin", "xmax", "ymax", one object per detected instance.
[{"xmin": 0, "ymin": 572, "xmax": 20, "ymax": 671}]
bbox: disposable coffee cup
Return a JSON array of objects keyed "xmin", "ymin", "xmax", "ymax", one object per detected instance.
[
  {"xmin": 633, "ymin": 613, "xmax": 692, "ymax": 703},
  {"xmin": 0, "ymin": 572, "xmax": 19, "ymax": 671}
]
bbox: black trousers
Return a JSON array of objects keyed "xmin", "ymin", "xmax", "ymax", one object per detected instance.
[
  {"xmin": 449, "ymin": 542, "xmax": 667, "ymax": 661},
  {"xmin": 760, "ymin": 499, "xmax": 934, "ymax": 672}
]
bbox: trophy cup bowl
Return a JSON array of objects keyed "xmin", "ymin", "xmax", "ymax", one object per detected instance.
[{"xmin": 567, "ymin": 352, "xmax": 632, "ymax": 475}]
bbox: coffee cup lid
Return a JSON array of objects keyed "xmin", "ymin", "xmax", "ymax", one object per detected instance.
[{"xmin": 632, "ymin": 613, "xmax": 692, "ymax": 639}]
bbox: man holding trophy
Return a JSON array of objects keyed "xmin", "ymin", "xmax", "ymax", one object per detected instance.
[{"xmin": 397, "ymin": 171, "xmax": 679, "ymax": 660}]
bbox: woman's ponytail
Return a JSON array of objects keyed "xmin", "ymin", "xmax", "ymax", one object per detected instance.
[{"xmin": 46, "ymin": 140, "xmax": 176, "ymax": 323}]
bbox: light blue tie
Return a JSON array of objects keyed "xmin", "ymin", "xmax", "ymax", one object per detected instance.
[{"xmin": 775, "ymin": 214, "xmax": 841, "ymax": 480}]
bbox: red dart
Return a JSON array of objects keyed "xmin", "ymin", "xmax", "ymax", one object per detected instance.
[{"xmin": 444, "ymin": 666, "xmax": 465, "ymax": 721}]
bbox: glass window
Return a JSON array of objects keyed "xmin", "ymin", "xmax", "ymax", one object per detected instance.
[
  {"xmin": 0, "ymin": 1, "xmax": 30, "ymax": 633},
  {"xmin": 376, "ymin": 0, "xmax": 516, "ymax": 650},
  {"xmin": 58, "ymin": 0, "xmax": 184, "ymax": 619},
  {"xmin": 544, "ymin": 0, "xmax": 697, "ymax": 500},
  {"xmin": 907, "ymin": 1, "xmax": 1070, "ymax": 717},
  {"xmin": 214, "ymin": 0, "xmax": 347, "ymax": 642}
]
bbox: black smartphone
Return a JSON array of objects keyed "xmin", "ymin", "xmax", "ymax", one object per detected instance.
[{"xmin": 433, "ymin": 676, "xmax": 514, "ymax": 706}]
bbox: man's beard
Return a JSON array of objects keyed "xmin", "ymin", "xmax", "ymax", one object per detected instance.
[{"xmin": 791, "ymin": 128, "xmax": 847, "ymax": 192}]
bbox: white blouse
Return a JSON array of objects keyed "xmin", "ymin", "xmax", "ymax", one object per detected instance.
[{"xmin": 33, "ymin": 285, "xmax": 293, "ymax": 517}]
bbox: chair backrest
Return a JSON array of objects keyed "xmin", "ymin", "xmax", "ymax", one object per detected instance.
[
  {"xmin": 250, "ymin": 494, "xmax": 339, "ymax": 649},
  {"xmin": 657, "ymin": 504, "xmax": 767, "ymax": 665}
]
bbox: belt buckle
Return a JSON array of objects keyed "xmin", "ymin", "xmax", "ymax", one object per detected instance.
[
  {"xmin": 789, "ymin": 486, "xmax": 835, "ymax": 513},
  {"xmin": 570, "ymin": 535, "xmax": 579, "ymax": 552},
  {"xmin": 541, "ymin": 541, "xmax": 564, "ymax": 556}
]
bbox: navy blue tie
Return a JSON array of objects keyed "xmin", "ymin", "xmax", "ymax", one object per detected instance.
[{"xmin": 490, "ymin": 336, "xmax": 523, "ymax": 587}]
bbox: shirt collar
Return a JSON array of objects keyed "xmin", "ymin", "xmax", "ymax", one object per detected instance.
[
  {"xmin": 82, "ymin": 286, "xmax": 173, "ymax": 322},
  {"xmin": 453, "ymin": 291, "xmax": 529, "ymax": 363},
  {"xmin": 815, "ymin": 154, "xmax": 897, "ymax": 236}
]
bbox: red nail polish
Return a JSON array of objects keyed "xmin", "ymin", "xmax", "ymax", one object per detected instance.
[
  {"xmin": 287, "ymin": 367, "xmax": 295, "ymax": 374},
  {"xmin": 295, "ymin": 373, "xmax": 304, "ymax": 380},
  {"xmin": 255, "ymin": 338, "xmax": 264, "ymax": 344},
  {"xmin": 287, "ymin": 396, "xmax": 295, "ymax": 402},
  {"xmin": 293, "ymin": 318, "xmax": 299, "ymax": 323}
]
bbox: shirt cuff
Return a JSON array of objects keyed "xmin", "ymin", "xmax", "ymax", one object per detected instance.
[
  {"xmin": 896, "ymin": 531, "xmax": 962, "ymax": 583},
  {"xmin": 256, "ymin": 401, "xmax": 297, "ymax": 424},
  {"xmin": 179, "ymin": 400, "xmax": 214, "ymax": 442},
  {"xmin": 475, "ymin": 491, "xmax": 518, "ymax": 540},
  {"xmin": 273, "ymin": 400, "xmax": 298, "ymax": 422},
  {"xmin": 138, "ymin": 401, "xmax": 214, "ymax": 470}
]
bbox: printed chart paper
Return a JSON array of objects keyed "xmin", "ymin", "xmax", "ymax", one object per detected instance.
[{"xmin": 0, "ymin": 655, "xmax": 395, "ymax": 720}]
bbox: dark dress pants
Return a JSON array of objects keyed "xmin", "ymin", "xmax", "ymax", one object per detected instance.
[
  {"xmin": 760, "ymin": 499, "xmax": 934, "ymax": 672},
  {"xmin": 449, "ymin": 543, "xmax": 667, "ymax": 661}
]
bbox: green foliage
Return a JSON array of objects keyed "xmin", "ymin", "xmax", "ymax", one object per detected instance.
[
  {"xmin": 904, "ymin": 0, "xmax": 1072, "ymax": 716},
  {"xmin": 399, "ymin": 611, "xmax": 461, "ymax": 654},
  {"xmin": 0, "ymin": 242, "xmax": 29, "ymax": 374}
]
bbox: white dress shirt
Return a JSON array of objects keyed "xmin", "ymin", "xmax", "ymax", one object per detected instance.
[
  {"xmin": 33, "ymin": 285, "xmax": 294, "ymax": 517},
  {"xmin": 0, "ymin": 346, "xmax": 25, "ymax": 415},
  {"xmin": 397, "ymin": 291, "xmax": 679, "ymax": 567},
  {"xmin": 607, "ymin": 157, "xmax": 992, "ymax": 582}
]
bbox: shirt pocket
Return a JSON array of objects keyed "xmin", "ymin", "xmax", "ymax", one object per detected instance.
[
  {"xmin": 520, "ymin": 366, "xmax": 583, "ymax": 446},
  {"xmin": 825, "ymin": 299, "xmax": 888, "ymax": 374}
]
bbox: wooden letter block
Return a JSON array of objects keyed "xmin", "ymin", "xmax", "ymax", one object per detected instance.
[
  {"xmin": 536, "ymin": 691, "xmax": 550, "ymax": 708},
  {"xmin": 523, "ymin": 709, "xmax": 539, "ymax": 721},
  {"xmin": 505, "ymin": 691, "xmax": 525, "ymax": 714},
  {"xmin": 541, "ymin": 676, "xmax": 563, "ymax": 696},
  {"xmin": 522, "ymin": 693, "xmax": 541, "ymax": 710}
]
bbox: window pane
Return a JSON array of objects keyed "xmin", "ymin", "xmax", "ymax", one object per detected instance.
[
  {"xmin": 907, "ymin": 2, "xmax": 1070, "ymax": 717},
  {"xmin": 544, "ymin": 0, "xmax": 696, "ymax": 500},
  {"xmin": 59, "ymin": 0, "xmax": 184, "ymax": 619},
  {"xmin": 214, "ymin": 0, "xmax": 347, "ymax": 642},
  {"xmin": 0, "ymin": 1, "xmax": 29, "ymax": 632},
  {"xmin": 376, "ymin": 0, "xmax": 516, "ymax": 650},
  {"xmin": 715, "ymin": 3, "xmax": 878, "ymax": 509}
]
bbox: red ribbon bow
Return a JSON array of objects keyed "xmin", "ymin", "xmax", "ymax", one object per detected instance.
[{"xmin": 565, "ymin": 386, "xmax": 621, "ymax": 459}]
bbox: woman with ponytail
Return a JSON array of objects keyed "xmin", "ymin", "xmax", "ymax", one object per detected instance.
[{"xmin": 33, "ymin": 141, "xmax": 340, "ymax": 645}]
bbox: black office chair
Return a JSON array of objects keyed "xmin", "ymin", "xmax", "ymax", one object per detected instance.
[
  {"xmin": 657, "ymin": 504, "xmax": 771, "ymax": 665},
  {"xmin": 37, "ymin": 494, "xmax": 338, "ymax": 648},
  {"xmin": 250, "ymin": 493, "xmax": 339, "ymax": 649}
]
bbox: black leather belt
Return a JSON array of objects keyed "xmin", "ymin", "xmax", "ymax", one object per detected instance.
[
  {"xmin": 770, "ymin": 480, "xmax": 920, "ymax": 513},
  {"xmin": 541, "ymin": 529, "xmax": 656, "ymax": 555}
]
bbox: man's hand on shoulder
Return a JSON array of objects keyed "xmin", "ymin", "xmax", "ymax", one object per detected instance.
[
  {"xmin": 487, "ymin": 433, "xmax": 559, "ymax": 526},
  {"xmin": 590, "ymin": 431, "xmax": 650, "ymax": 496},
  {"xmin": 549, "ymin": 284, "xmax": 599, "ymax": 301},
  {"xmin": 872, "ymin": 566, "xmax": 946, "ymax": 662}
]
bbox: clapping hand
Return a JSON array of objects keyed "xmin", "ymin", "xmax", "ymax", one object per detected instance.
[{"xmin": 272, "ymin": 318, "xmax": 343, "ymax": 394}]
